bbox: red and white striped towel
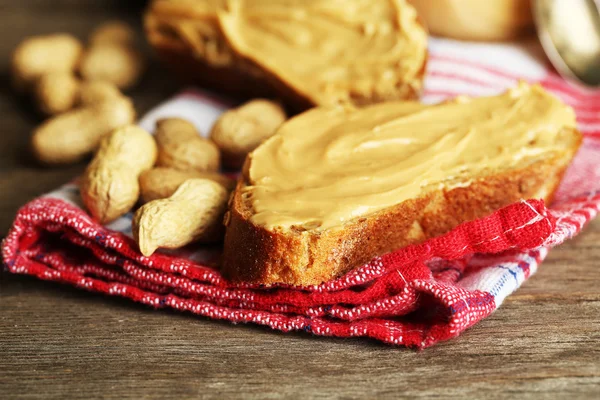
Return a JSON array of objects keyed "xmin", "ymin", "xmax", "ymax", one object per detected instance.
[{"xmin": 3, "ymin": 37, "xmax": 600, "ymax": 348}]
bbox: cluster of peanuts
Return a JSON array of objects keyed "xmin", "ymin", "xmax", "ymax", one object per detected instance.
[
  {"xmin": 83, "ymin": 100, "xmax": 287, "ymax": 257},
  {"xmin": 11, "ymin": 21, "xmax": 145, "ymax": 164},
  {"xmin": 11, "ymin": 24, "xmax": 288, "ymax": 256}
]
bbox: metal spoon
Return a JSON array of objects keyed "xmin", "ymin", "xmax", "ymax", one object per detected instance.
[{"xmin": 533, "ymin": 0, "xmax": 600, "ymax": 88}]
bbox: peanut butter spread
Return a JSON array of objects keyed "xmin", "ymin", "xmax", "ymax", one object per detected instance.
[
  {"xmin": 148, "ymin": 0, "xmax": 427, "ymax": 106},
  {"xmin": 243, "ymin": 84, "xmax": 577, "ymax": 231},
  {"xmin": 218, "ymin": 0, "xmax": 427, "ymax": 106}
]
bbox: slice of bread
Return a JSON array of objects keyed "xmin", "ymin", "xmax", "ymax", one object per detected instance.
[
  {"xmin": 144, "ymin": 0, "xmax": 427, "ymax": 111},
  {"xmin": 222, "ymin": 84, "xmax": 582, "ymax": 286}
]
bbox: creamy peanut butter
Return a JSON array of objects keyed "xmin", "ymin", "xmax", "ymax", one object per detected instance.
[
  {"xmin": 148, "ymin": 0, "xmax": 427, "ymax": 106},
  {"xmin": 243, "ymin": 84, "xmax": 577, "ymax": 231},
  {"xmin": 218, "ymin": 0, "xmax": 427, "ymax": 105}
]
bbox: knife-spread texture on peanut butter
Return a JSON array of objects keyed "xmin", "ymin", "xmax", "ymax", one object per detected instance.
[
  {"xmin": 145, "ymin": 0, "xmax": 428, "ymax": 108},
  {"xmin": 243, "ymin": 83, "xmax": 577, "ymax": 231}
]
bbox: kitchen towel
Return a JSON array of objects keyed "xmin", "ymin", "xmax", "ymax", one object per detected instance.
[{"xmin": 3, "ymin": 37, "xmax": 600, "ymax": 348}]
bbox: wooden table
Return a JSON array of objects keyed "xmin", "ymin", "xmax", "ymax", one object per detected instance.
[{"xmin": 1, "ymin": 2, "xmax": 598, "ymax": 399}]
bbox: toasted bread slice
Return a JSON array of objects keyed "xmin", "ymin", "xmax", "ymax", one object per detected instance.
[
  {"xmin": 222, "ymin": 84, "xmax": 582, "ymax": 286},
  {"xmin": 144, "ymin": 0, "xmax": 427, "ymax": 111}
]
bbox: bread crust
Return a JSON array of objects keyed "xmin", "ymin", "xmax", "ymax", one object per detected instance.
[
  {"xmin": 146, "ymin": 30, "xmax": 278, "ymax": 103},
  {"xmin": 222, "ymin": 130, "xmax": 581, "ymax": 286},
  {"xmin": 144, "ymin": 2, "xmax": 427, "ymax": 111}
]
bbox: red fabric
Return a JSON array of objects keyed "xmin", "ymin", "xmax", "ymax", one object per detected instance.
[{"xmin": 3, "ymin": 193, "xmax": 596, "ymax": 348}]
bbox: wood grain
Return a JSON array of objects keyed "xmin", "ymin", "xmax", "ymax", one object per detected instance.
[{"xmin": 0, "ymin": 1, "xmax": 598, "ymax": 399}]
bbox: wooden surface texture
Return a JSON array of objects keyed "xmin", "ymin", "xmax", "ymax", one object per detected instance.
[{"xmin": 0, "ymin": 1, "xmax": 598, "ymax": 399}]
